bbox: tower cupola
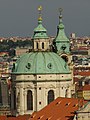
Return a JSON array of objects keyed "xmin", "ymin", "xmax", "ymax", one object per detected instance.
[
  {"xmin": 54, "ymin": 8, "xmax": 70, "ymax": 55},
  {"xmin": 32, "ymin": 6, "xmax": 51, "ymax": 52}
]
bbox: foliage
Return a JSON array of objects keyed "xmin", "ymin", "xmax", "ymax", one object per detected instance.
[{"xmin": 0, "ymin": 39, "xmax": 32, "ymax": 56}]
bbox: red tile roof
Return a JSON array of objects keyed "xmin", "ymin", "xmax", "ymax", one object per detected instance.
[
  {"xmin": 0, "ymin": 98, "xmax": 88, "ymax": 120},
  {"xmin": 0, "ymin": 52, "xmax": 9, "ymax": 56},
  {"xmin": 0, "ymin": 116, "xmax": 7, "ymax": 120},
  {"xmin": 0, "ymin": 115, "xmax": 30, "ymax": 120},
  {"xmin": 79, "ymin": 71, "xmax": 90, "ymax": 76},
  {"xmin": 83, "ymin": 85, "xmax": 90, "ymax": 91},
  {"xmin": 74, "ymin": 71, "xmax": 90, "ymax": 76},
  {"xmin": 77, "ymin": 86, "xmax": 83, "ymax": 91},
  {"xmin": 29, "ymin": 97, "xmax": 87, "ymax": 120},
  {"xmin": 73, "ymin": 77, "xmax": 80, "ymax": 82}
]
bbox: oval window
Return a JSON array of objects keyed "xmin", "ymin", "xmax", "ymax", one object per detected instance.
[
  {"xmin": 47, "ymin": 63, "xmax": 52, "ymax": 69},
  {"xmin": 26, "ymin": 63, "xmax": 31, "ymax": 69}
]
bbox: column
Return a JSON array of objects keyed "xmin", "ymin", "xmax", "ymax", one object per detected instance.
[
  {"xmin": 24, "ymin": 89, "xmax": 27, "ymax": 113},
  {"xmin": 20, "ymin": 87, "xmax": 24, "ymax": 115}
]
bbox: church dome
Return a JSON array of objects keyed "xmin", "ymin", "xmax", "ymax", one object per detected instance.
[{"xmin": 12, "ymin": 52, "xmax": 70, "ymax": 74}]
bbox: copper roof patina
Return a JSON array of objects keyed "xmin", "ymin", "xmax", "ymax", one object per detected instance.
[{"xmin": 12, "ymin": 52, "xmax": 70, "ymax": 74}]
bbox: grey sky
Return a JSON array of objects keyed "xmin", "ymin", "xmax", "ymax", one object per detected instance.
[{"xmin": 0, "ymin": 0, "xmax": 89, "ymax": 37}]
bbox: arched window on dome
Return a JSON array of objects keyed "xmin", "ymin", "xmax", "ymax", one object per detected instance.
[
  {"xmin": 42, "ymin": 42, "xmax": 44, "ymax": 49},
  {"xmin": 27, "ymin": 90, "xmax": 33, "ymax": 110},
  {"xmin": 47, "ymin": 90, "xmax": 54, "ymax": 104},
  {"xmin": 36, "ymin": 42, "xmax": 39, "ymax": 49}
]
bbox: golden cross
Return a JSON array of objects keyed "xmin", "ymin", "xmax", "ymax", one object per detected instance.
[{"xmin": 38, "ymin": 6, "xmax": 42, "ymax": 15}]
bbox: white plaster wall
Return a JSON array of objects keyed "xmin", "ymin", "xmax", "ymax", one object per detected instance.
[
  {"xmin": 14, "ymin": 72, "xmax": 73, "ymax": 115},
  {"xmin": 34, "ymin": 38, "xmax": 50, "ymax": 51},
  {"xmin": 15, "ymin": 74, "xmax": 71, "ymax": 81},
  {"xmin": 36, "ymin": 80, "xmax": 72, "ymax": 111},
  {"xmin": 77, "ymin": 114, "xmax": 90, "ymax": 120},
  {"xmin": 15, "ymin": 82, "xmax": 35, "ymax": 115}
]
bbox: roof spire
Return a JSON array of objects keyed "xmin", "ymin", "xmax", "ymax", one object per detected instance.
[
  {"xmin": 54, "ymin": 8, "xmax": 70, "ymax": 55},
  {"xmin": 59, "ymin": 8, "xmax": 63, "ymax": 17},
  {"xmin": 58, "ymin": 8, "xmax": 64, "ymax": 29},
  {"xmin": 59, "ymin": 8, "xmax": 63, "ymax": 23},
  {"xmin": 38, "ymin": 5, "xmax": 42, "ymax": 21}
]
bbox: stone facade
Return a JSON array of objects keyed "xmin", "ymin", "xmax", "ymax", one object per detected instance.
[
  {"xmin": 11, "ymin": 7, "xmax": 74, "ymax": 116},
  {"xmin": 11, "ymin": 73, "xmax": 72, "ymax": 115},
  {"xmin": 74, "ymin": 102, "xmax": 90, "ymax": 120}
]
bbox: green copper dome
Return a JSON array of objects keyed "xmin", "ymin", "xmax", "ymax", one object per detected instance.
[
  {"xmin": 12, "ymin": 52, "xmax": 70, "ymax": 74},
  {"xmin": 33, "ymin": 19, "xmax": 48, "ymax": 39}
]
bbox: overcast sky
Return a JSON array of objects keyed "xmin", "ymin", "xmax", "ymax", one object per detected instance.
[{"xmin": 0, "ymin": 0, "xmax": 90, "ymax": 37}]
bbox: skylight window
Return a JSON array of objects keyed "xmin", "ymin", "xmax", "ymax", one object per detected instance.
[
  {"xmin": 65, "ymin": 102, "xmax": 70, "ymax": 106},
  {"xmin": 73, "ymin": 104, "xmax": 76, "ymax": 107},
  {"xmin": 38, "ymin": 117, "xmax": 40, "ymax": 119},
  {"xmin": 55, "ymin": 101, "xmax": 61, "ymax": 105}
]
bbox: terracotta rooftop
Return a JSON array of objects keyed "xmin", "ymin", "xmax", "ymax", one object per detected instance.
[
  {"xmin": 0, "ymin": 115, "xmax": 30, "ymax": 120},
  {"xmin": 0, "ymin": 116, "xmax": 7, "ymax": 120},
  {"xmin": 29, "ymin": 97, "xmax": 87, "ymax": 120},
  {"xmin": 79, "ymin": 71, "xmax": 90, "ymax": 76},
  {"xmin": 83, "ymin": 85, "xmax": 90, "ymax": 91},
  {"xmin": 74, "ymin": 71, "xmax": 90, "ymax": 76},
  {"xmin": 73, "ymin": 77, "xmax": 80, "ymax": 82},
  {"xmin": 77, "ymin": 86, "xmax": 83, "ymax": 91},
  {"xmin": 78, "ymin": 47, "xmax": 88, "ymax": 50},
  {"xmin": 0, "ymin": 52, "xmax": 9, "ymax": 56}
]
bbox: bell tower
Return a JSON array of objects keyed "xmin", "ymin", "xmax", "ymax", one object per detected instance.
[{"xmin": 53, "ymin": 8, "xmax": 71, "ymax": 64}]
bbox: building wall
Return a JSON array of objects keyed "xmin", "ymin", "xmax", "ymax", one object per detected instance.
[
  {"xmin": 83, "ymin": 90, "xmax": 90, "ymax": 100},
  {"xmin": 77, "ymin": 90, "xmax": 90, "ymax": 100},
  {"xmin": 16, "ymin": 47, "xmax": 28, "ymax": 56},
  {"xmin": 75, "ymin": 114, "xmax": 90, "ymax": 120},
  {"xmin": 15, "ymin": 74, "xmax": 71, "ymax": 81},
  {"xmin": 76, "ymin": 103, "xmax": 90, "ymax": 120},
  {"xmin": 12, "ymin": 73, "xmax": 73, "ymax": 115},
  {"xmin": 34, "ymin": 38, "xmax": 51, "ymax": 51}
]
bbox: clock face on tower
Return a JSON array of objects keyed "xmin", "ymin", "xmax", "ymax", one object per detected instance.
[{"xmin": 61, "ymin": 44, "xmax": 66, "ymax": 51}]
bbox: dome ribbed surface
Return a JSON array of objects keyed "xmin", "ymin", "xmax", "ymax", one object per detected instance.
[{"xmin": 12, "ymin": 52, "xmax": 70, "ymax": 74}]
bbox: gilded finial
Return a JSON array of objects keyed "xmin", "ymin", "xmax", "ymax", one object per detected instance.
[{"xmin": 38, "ymin": 5, "xmax": 42, "ymax": 21}]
